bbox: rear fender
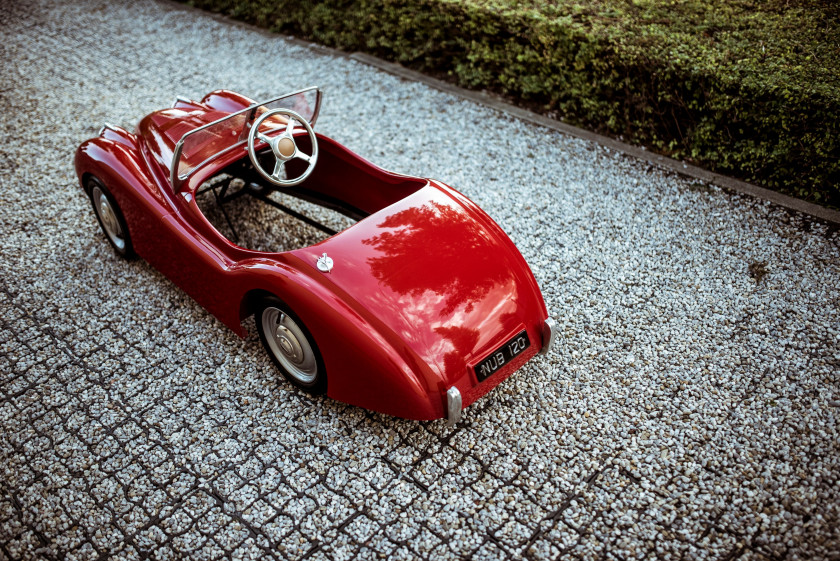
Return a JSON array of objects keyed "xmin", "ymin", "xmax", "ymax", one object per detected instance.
[
  {"xmin": 437, "ymin": 180, "xmax": 548, "ymax": 318},
  {"xmin": 231, "ymin": 259, "xmax": 444, "ymax": 420}
]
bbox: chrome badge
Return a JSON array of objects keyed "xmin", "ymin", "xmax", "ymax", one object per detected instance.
[{"xmin": 316, "ymin": 253, "xmax": 333, "ymax": 273}]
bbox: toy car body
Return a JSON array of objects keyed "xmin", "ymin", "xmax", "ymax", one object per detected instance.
[{"xmin": 74, "ymin": 87, "xmax": 555, "ymax": 424}]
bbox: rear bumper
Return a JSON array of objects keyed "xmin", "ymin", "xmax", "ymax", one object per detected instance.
[
  {"xmin": 446, "ymin": 387, "xmax": 462, "ymax": 426},
  {"xmin": 447, "ymin": 316, "xmax": 555, "ymax": 425},
  {"xmin": 540, "ymin": 317, "xmax": 557, "ymax": 355}
]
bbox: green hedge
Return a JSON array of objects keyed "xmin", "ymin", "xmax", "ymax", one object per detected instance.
[{"xmin": 186, "ymin": 0, "xmax": 840, "ymax": 207}]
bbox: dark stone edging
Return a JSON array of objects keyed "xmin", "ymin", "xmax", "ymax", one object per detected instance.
[{"xmin": 349, "ymin": 52, "xmax": 840, "ymax": 228}]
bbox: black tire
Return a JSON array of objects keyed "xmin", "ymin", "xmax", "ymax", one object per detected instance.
[
  {"xmin": 86, "ymin": 176, "xmax": 134, "ymax": 258},
  {"xmin": 256, "ymin": 296, "xmax": 327, "ymax": 394}
]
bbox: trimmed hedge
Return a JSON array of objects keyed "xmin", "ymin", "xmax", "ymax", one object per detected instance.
[{"xmin": 186, "ymin": 0, "xmax": 840, "ymax": 207}]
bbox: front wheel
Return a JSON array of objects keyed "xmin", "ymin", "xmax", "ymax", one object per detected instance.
[
  {"xmin": 87, "ymin": 176, "xmax": 134, "ymax": 258},
  {"xmin": 256, "ymin": 297, "xmax": 326, "ymax": 394}
]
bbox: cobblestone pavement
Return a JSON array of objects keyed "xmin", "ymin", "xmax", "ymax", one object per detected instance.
[{"xmin": 1, "ymin": 0, "xmax": 839, "ymax": 559}]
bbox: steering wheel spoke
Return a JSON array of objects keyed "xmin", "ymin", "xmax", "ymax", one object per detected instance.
[
  {"xmin": 295, "ymin": 151, "xmax": 312, "ymax": 163},
  {"xmin": 256, "ymin": 132, "xmax": 272, "ymax": 145},
  {"xmin": 272, "ymin": 159, "xmax": 285, "ymax": 180}
]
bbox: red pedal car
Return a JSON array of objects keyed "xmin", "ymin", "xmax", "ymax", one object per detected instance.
[{"xmin": 75, "ymin": 87, "xmax": 555, "ymax": 424}]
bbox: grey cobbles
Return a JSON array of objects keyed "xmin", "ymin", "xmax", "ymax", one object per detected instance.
[{"xmin": 1, "ymin": 0, "xmax": 840, "ymax": 559}]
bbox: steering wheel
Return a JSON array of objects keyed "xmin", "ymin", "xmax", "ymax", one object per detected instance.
[{"xmin": 247, "ymin": 108, "xmax": 318, "ymax": 187}]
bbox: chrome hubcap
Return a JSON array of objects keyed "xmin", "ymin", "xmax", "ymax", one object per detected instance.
[
  {"xmin": 261, "ymin": 307, "xmax": 317, "ymax": 384},
  {"xmin": 92, "ymin": 186, "xmax": 125, "ymax": 251}
]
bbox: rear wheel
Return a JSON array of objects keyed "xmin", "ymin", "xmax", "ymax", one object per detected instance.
[
  {"xmin": 87, "ymin": 176, "xmax": 134, "ymax": 258},
  {"xmin": 256, "ymin": 297, "xmax": 326, "ymax": 394}
]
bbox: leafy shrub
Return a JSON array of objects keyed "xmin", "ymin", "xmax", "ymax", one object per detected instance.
[{"xmin": 185, "ymin": 0, "xmax": 840, "ymax": 206}]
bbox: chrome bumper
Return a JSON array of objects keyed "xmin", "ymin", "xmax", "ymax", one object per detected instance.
[
  {"xmin": 540, "ymin": 317, "xmax": 557, "ymax": 356},
  {"xmin": 446, "ymin": 317, "xmax": 554, "ymax": 426},
  {"xmin": 446, "ymin": 387, "xmax": 462, "ymax": 427}
]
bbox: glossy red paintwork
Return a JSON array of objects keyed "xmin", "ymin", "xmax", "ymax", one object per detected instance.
[
  {"xmin": 291, "ymin": 181, "xmax": 546, "ymax": 416},
  {"xmin": 74, "ymin": 90, "xmax": 549, "ymax": 420}
]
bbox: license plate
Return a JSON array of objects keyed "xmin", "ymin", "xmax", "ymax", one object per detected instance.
[{"xmin": 474, "ymin": 330, "xmax": 530, "ymax": 382}]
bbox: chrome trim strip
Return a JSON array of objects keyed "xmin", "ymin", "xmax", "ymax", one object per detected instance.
[
  {"xmin": 99, "ymin": 122, "xmax": 120, "ymax": 136},
  {"xmin": 170, "ymin": 86, "xmax": 320, "ymax": 192},
  {"xmin": 540, "ymin": 317, "xmax": 557, "ymax": 356},
  {"xmin": 171, "ymin": 95, "xmax": 192, "ymax": 108},
  {"xmin": 446, "ymin": 387, "xmax": 462, "ymax": 427}
]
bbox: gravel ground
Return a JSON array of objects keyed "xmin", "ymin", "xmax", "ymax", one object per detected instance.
[{"xmin": 1, "ymin": 0, "xmax": 839, "ymax": 559}]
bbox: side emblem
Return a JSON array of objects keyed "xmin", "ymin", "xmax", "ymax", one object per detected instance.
[{"xmin": 316, "ymin": 253, "xmax": 333, "ymax": 273}]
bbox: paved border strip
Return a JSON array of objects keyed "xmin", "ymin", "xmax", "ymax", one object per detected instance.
[
  {"xmin": 163, "ymin": 0, "xmax": 840, "ymax": 226},
  {"xmin": 349, "ymin": 53, "xmax": 840, "ymax": 227}
]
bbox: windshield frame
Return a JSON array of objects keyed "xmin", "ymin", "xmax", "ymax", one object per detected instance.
[{"xmin": 169, "ymin": 86, "xmax": 322, "ymax": 192}]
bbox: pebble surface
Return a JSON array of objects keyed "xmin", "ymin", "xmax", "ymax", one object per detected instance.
[{"xmin": 1, "ymin": 0, "xmax": 839, "ymax": 559}]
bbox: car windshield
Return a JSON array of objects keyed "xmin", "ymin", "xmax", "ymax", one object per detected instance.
[{"xmin": 171, "ymin": 87, "xmax": 321, "ymax": 191}]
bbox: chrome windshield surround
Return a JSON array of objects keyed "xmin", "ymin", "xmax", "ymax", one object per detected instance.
[
  {"xmin": 446, "ymin": 387, "xmax": 462, "ymax": 427},
  {"xmin": 169, "ymin": 86, "xmax": 322, "ymax": 192},
  {"xmin": 540, "ymin": 317, "xmax": 557, "ymax": 356}
]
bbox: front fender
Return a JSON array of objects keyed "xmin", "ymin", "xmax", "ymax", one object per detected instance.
[{"xmin": 75, "ymin": 134, "xmax": 173, "ymax": 260}]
